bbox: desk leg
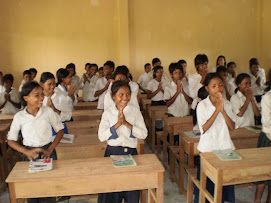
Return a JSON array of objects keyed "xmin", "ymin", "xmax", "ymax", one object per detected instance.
[
  {"xmin": 199, "ymin": 161, "xmax": 207, "ymax": 203},
  {"xmin": 140, "ymin": 190, "xmax": 147, "ymax": 203},
  {"xmin": 214, "ymin": 171, "xmax": 223, "ymax": 203},
  {"xmin": 157, "ymin": 172, "xmax": 164, "ymax": 203},
  {"xmin": 169, "ymin": 147, "xmax": 175, "ymax": 182},
  {"xmin": 179, "ymin": 146, "xmax": 185, "ymax": 194},
  {"xmin": 151, "ymin": 119, "xmax": 155, "ymax": 153},
  {"xmin": 8, "ymin": 183, "xmax": 17, "ymax": 203},
  {"xmin": 1, "ymin": 140, "xmax": 8, "ymax": 179}
]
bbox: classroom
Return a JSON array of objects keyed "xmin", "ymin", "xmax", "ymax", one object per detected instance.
[{"xmin": 0, "ymin": 0, "xmax": 271, "ymax": 203}]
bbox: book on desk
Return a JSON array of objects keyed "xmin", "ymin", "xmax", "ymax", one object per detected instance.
[
  {"xmin": 213, "ymin": 149, "xmax": 242, "ymax": 161},
  {"xmin": 28, "ymin": 158, "xmax": 53, "ymax": 173},
  {"xmin": 60, "ymin": 134, "xmax": 75, "ymax": 143},
  {"xmin": 111, "ymin": 155, "xmax": 137, "ymax": 168}
]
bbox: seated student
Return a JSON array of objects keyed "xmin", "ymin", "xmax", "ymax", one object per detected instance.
[
  {"xmin": 194, "ymin": 73, "xmax": 236, "ymax": 203},
  {"xmin": 254, "ymin": 69, "xmax": 271, "ymax": 203},
  {"xmin": 137, "ymin": 63, "xmax": 151, "ymax": 94},
  {"xmin": 29, "ymin": 68, "xmax": 38, "ymax": 82},
  {"xmin": 94, "ymin": 61, "xmax": 114, "ymax": 110},
  {"xmin": 164, "ymin": 62, "xmax": 192, "ymax": 117},
  {"xmin": 146, "ymin": 58, "xmax": 171, "ymax": 84},
  {"xmin": 98, "ymin": 66, "xmax": 104, "ymax": 78},
  {"xmin": 226, "ymin": 62, "xmax": 237, "ymax": 94},
  {"xmin": 66, "ymin": 63, "xmax": 80, "ymax": 96},
  {"xmin": 249, "ymin": 58, "xmax": 266, "ymax": 87},
  {"xmin": 7, "ymin": 81, "xmax": 64, "ymax": 203},
  {"xmin": 211, "ymin": 55, "xmax": 227, "ymax": 72},
  {"xmin": 216, "ymin": 66, "xmax": 232, "ymax": 101},
  {"xmin": 98, "ymin": 80, "xmax": 147, "ymax": 203},
  {"xmin": 81, "ymin": 63, "xmax": 99, "ymax": 102},
  {"xmin": 0, "ymin": 71, "xmax": 4, "ymax": 93},
  {"xmin": 230, "ymin": 73, "xmax": 260, "ymax": 128},
  {"xmin": 0, "ymin": 74, "xmax": 21, "ymax": 114},
  {"xmin": 146, "ymin": 65, "xmax": 168, "ymax": 106},
  {"xmin": 189, "ymin": 54, "xmax": 209, "ymax": 111},
  {"xmin": 19, "ymin": 70, "xmax": 31, "ymax": 92}
]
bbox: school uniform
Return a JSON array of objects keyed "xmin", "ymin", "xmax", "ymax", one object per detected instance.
[
  {"xmin": 230, "ymin": 90, "xmax": 256, "ymax": 128},
  {"xmin": 98, "ymin": 105, "xmax": 147, "ymax": 203},
  {"xmin": 137, "ymin": 72, "xmax": 148, "ymax": 93},
  {"xmin": 248, "ymin": 73, "xmax": 265, "ymax": 98},
  {"xmin": 19, "ymin": 79, "xmax": 26, "ymax": 92},
  {"xmin": 0, "ymin": 85, "xmax": 5, "ymax": 93},
  {"xmin": 94, "ymin": 77, "xmax": 108, "ymax": 110},
  {"xmin": 71, "ymin": 74, "xmax": 80, "ymax": 95},
  {"xmin": 188, "ymin": 73, "xmax": 203, "ymax": 110},
  {"xmin": 147, "ymin": 78, "xmax": 168, "ymax": 106},
  {"xmin": 81, "ymin": 74, "xmax": 99, "ymax": 102},
  {"xmin": 211, "ymin": 66, "xmax": 218, "ymax": 73},
  {"xmin": 226, "ymin": 79, "xmax": 237, "ymax": 97},
  {"xmin": 146, "ymin": 70, "xmax": 171, "ymax": 84},
  {"xmin": 0, "ymin": 88, "xmax": 21, "ymax": 114}
]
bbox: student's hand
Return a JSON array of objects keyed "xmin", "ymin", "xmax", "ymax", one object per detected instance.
[
  {"xmin": 24, "ymin": 148, "xmax": 41, "ymax": 161},
  {"xmin": 83, "ymin": 74, "xmax": 88, "ymax": 82},
  {"xmin": 4, "ymin": 94, "xmax": 10, "ymax": 101},
  {"xmin": 256, "ymin": 77, "xmax": 261, "ymax": 86},
  {"xmin": 245, "ymin": 88, "xmax": 253, "ymax": 101},
  {"xmin": 40, "ymin": 149, "xmax": 53, "ymax": 160},
  {"xmin": 105, "ymin": 80, "xmax": 111, "ymax": 89},
  {"xmin": 217, "ymin": 92, "xmax": 224, "ymax": 112},
  {"xmin": 67, "ymin": 84, "xmax": 76, "ymax": 97},
  {"xmin": 47, "ymin": 96, "xmax": 54, "ymax": 108},
  {"xmin": 177, "ymin": 80, "xmax": 183, "ymax": 93},
  {"xmin": 158, "ymin": 82, "xmax": 162, "ymax": 91}
]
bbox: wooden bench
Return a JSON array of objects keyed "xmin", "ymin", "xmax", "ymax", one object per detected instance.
[{"xmin": 74, "ymin": 101, "xmax": 98, "ymax": 110}]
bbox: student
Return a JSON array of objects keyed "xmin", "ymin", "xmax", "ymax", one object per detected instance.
[
  {"xmin": 254, "ymin": 69, "xmax": 271, "ymax": 203},
  {"xmin": 249, "ymin": 58, "xmax": 266, "ymax": 88},
  {"xmin": 230, "ymin": 73, "xmax": 260, "ymax": 128},
  {"xmin": 146, "ymin": 58, "xmax": 171, "ymax": 84},
  {"xmin": 19, "ymin": 70, "xmax": 31, "ymax": 92},
  {"xmin": 0, "ymin": 74, "xmax": 21, "ymax": 114},
  {"xmin": 164, "ymin": 62, "xmax": 192, "ymax": 117},
  {"xmin": 94, "ymin": 61, "xmax": 114, "ymax": 110},
  {"xmin": 211, "ymin": 55, "xmax": 227, "ymax": 72},
  {"xmin": 7, "ymin": 81, "xmax": 64, "ymax": 203},
  {"xmin": 98, "ymin": 80, "xmax": 147, "ymax": 203},
  {"xmin": 98, "ymin": 67, "xmax": 104, "ymax": 78},
  {"xmin": 194, "ymin": 73, "xmax": 236, "ymax": 203},
  {"xmin": 137, "ymin": 63, "xmax": 151, "ymax": 94},
  {"xmin": 216, "ymin": 66, "xmax": 232, "ymax": 100},
  {"xmin": 81, "ymin": 63, "xmax": 91, "ymax": 81},
  {"xmin": 178, "ymin": 59, "xmax": 189, "ymax": 82},
  {"xmin": 146, "ymin": 65, "xmax": 168, "ymax": 106},
  {"xmin": 29, "ymin": 68, "xmax": 38, "ymax": 81},
  {"xmin": 66, "ymin": 63, "xmax": 80, "ymax": 95},
  {"xmin": 189, "ymin": 54, "xmax": 209, "ymax": 111},
  {"xmin": 226, "ymin": 62, "xmax": 237, "ymax": 83},
  {"xmin": 81, "ymin": 63, "xmax": 99, "ymax": 102}
]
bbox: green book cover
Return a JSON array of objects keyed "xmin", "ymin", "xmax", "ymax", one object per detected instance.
[
  {"xmin": 213, "ymin": 149, "xmax": 242, "ymax": 161},
  {"xmin": 111, "ymin": 154, "xmax": 137, "ymax": 168}
]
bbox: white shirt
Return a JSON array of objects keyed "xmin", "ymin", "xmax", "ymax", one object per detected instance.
[
  {"xmin": 197, "ymin": 96, "xmax": 236, "ymax": 152},
  {"xmin": 258, "ymin": 67, "xmax": 266, "ymax": 85},
  {"xmin": 7, "ymin": 106, "xmax": 64, "ymax": 147},
  {"xmin": 211, "ymin": 66, "xmax": 217, "ymax": 73},
  {"xmin": 98, "ymin": 105, "xmax": 147, "ymax": 148},
  {"xmin": 0, "ymin": 88, "xmax": 21, "ymax": 114},
  {"xmin": 248, "ymin": 73, "xmax": 265, "ymax": 96},
  {"xmin": 82, "ymin": 74, "xmax": 99, "ymax": 102},
  {"xmin": 94, "ymin": 77, "xmax": 108, "ymax": 109},
  {"xmin": 19, "ymin": 80, "xmax": 26, "ymax": 92},
  {"xmin": 0, "ymin": 85, "xmax": 5, "ymax": 93},
  {"xmin": 261, "ymin": 90, "xmax": 271, "ymax": 136},
  {"xmin": 72, "ymin": 75, "xmax": 80, "ymax": 95},
  {"xmin": 164, "ymin": 81, "xmax": 189, "ymax": 117},
  {"xmin": 189, "ymin": 73, "xmax": 203, "ymax": 110},
  {"xmin": 226, "ymin": 79, "xmax": 237, "ymax": 97},
  {"xmin": 137, "ymin": 72, "xmax": 148, "ymax": 92},
  {"xmin": 230, "ymin": 90, "xmax": 256, "ymax": 128},
  {"xmin": 147, "ymin": 79, "xmax": 168, "ymax": 101},
  {"xmin": 146, "ymin": 70, "xmax": 171, "ymax": 84}
]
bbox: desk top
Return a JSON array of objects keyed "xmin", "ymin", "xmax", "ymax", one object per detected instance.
[
  {"xmin": 73, "ymin": 109, "xmax": 103, "ymax": 117},
  {"xmin": 0, "ymin": 114, "xmax": 14, "ymax": 123},
  {"xmin": 74, "ymin": 102, "xmax": 98, "ymax": 110},
  {"xmin": 164, "ymin": 116, "xmax": 193, "ymax": 126},
  {"xmin": 6, "ymin": 154, "xmax": 164, "ymax": 183},
  {"xmin": 66, "ymin": 120, "xmax": 100, "ymax": 130}
]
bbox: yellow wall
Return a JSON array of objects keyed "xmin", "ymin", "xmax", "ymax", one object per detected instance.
[{"xmin": 0, "ymin": 0, "xmax": 269, "ymax": 88}]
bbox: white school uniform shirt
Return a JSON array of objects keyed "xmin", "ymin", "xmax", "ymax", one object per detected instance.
[
  {"xmin": 248, "ymin": 73, "xmax": 265, "ymax": 96},
  {"xmin": 0, "ymin": 85, "xmax": 5, "ymax": 93},
  {"xmin": 98, "ymin": 105, "xmax": 147, "ymax": 148},
  {"xmin": 147, "ymin": 79, "xmax": 168, "ymax": 101},
  {"xmin": 146, "ymin": 70, "xmax": 171, "ymax": 84},
  {"xmin": 19, "ymin": 79, "xmax": 26, "ymax": 92},
  {"xmin": 189, "ymin": 73, "xmax": 203, "ymax": 110},
  {"xmin": 196, "ymin": 96, "xmax": 236, "ymax": 152},
  {"xmin": 82, "ymin": 74, "xmax": 99, "ymax": 102},
  {"xmin": 7, "ymin": 106, "xmax": 64, "ymax": 147},
  {"xmin": 164, "ymin": 81, "xmax": 190, "ymax": 117},
  {"xmin": 0, "ymin": 88, "xmax": 21, "ymax": 114},
  {"xmin": 261, "ymin": 90, "xmax": 271, "ymax": 139},
  {"xmin": 94, "ymin": 77, "xmax": 108, "ymax": 109},
  {"xmin": 72, "ymin": 75, "xmax": 80, "ymax": 95},
  {"xmin": 230, "ymin": 90, "xmax": 256, "ymax": 128},
  {"xmin": 137, "ymin": 72, "xmax": 148, "ymax": 92},
  {"xmin": 226, "ymin": 80, "xmax": 237, "ymax": 97}
]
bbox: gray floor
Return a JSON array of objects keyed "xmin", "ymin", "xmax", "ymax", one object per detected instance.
[{"xmin": 0, "ymin": 144, "xmax": 268, "ymax": 203}]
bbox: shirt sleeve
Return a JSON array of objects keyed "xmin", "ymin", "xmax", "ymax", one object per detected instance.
[
  {"xmin": 230, "ymin": 94, "xmax": 242, "ymax": 115},
  {"xmin": 137, "ymin": 75, "xmax": 143, "ymax": 85},
  {"xmin": 7, "ymin": 114, "xmax": 21, "ymax": 141},
  {"xmin": 146, "ymin": 81, "xmax": 153, "ymax": 91},
  {"xmin": 130, "ymin": 110, "xmax": 148, "ymax": 139},
  {"xmin": 94, "ymin": 79, "xmax": 102, "ymax": 92},
  {"xmin": 262, "ymin": 94, "xmax": 271, "ymax": 128},
  {"xmin": 189, "ymin": 75, "xmax": 203, "ymax": 99},
  {"xmin": 224, "ymin": 101, "xmax": 238, "ymax": 129},
  {"xmin": 196, "ymin": 101, "xmax": 208, "ymax": 135},
  {"xmin": 164, "ymin": 86, "xmax": 171, "ymax": 100},
  {"xmin": 52, "ymin": 94, "xmax": 73, "ymax": 121},
  {"xmin": 98, "ymin": 111, "xmax": 116, "ymax": 142},
  {"xmin": 47, "ymin": 107, "xmax": 64, "ymax": 133}
]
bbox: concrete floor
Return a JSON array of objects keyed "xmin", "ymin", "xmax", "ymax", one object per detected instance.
[{"xmin": 0, "ymin": 144, "xmax": 268, "ymax": 203}]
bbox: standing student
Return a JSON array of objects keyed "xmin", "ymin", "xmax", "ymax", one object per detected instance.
[
  {"xmin": 19, "ymin": 70, "xmax": 31, "ymax": 92},
  {"xmin": 7, "ymin": 81, "xmax": 64, "ymax": 203},
  {"xmin": 178, "ymin": 59, "xmax": 189, "ymax": 82},
  {"xmin": 254, "ymin": 69, "xmax": 271, "ymax": 203},
  {"xmin": 98, "ymin": 67, "xmax": 104, "ymax": 78},
  {"xmin": 66, "ymin": 63, "xmax": 80, "ymax": 96},
  {"xmin": 29, "ymin": 68, "xmax": 38, "ymax": 82},
  {"xmin": 230, "ymin": 73, "xmax": 260, "ymax": 128},
  {"xmin": 146, "ymin": 58, "xmax": 171, "ymax": 84},
  {"xmin": 249, "ymin": 58, "xmax": 266, "ymax": 88},
  {"xmin": 194, "ymin": 73, "xmax": 236, "ymax": 203},
  {"xmin": 164, "ymin": 62, "xmax": 192, "ymax": 117},
  {"xmin": 226, "ymin": 62, "xmax": 237, "ymax": 95},
  {"xmin": 94, "ymin": 60, "xmax": 114, "ymax": 110},
  {"xmin": 211, "ymin": 55, "xmax": 227, "ymax": 72},
  {"xmin": 137, "ymin": 63, "xmax": 151, "ymax": 94},
  {"xmin": 216, "ymin": 66, "xmax": 232, "ymax": 100},
  {"xmin": 98, "ymin": 80, "xmax": 147, "ymax": 203},
  {"xmin": 146, "ymin": 65, "xmax": 168, "ymax": 106},
  {"xmin": 0, "ymin": 74, "xmax": 21, "ymax": 114}
]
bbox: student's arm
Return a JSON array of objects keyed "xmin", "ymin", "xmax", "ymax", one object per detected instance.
[
  {"xmin": 165, "ymin": 91, "xmax": 179, "ymax": 107},
  {"xmin": 7, "ymin": 94, "xmax": 21, "ymax": 109},
  {"xmin": 41, "ymin": 129, "xmax": 63, "ymax": 159},
  {"xmin": 236, "ymin": 90, "xmax": 253, "ymax": 117},
  {"xmin": 8, "ymin": 140, "xmax": 41, "ymax": 160},
  {"xmin": 182, "ymin": 89, "xmax": 193, "ymax": 104},
  {"xmin": 146, "ymin": 82, "xmax": 162, "ymax": 99},
  {"xmin": 0, "ymin": 100, "xmax": 7, "ymax": 109},
  {"xmin": 98, "ymin": 111, "xmax": 119, "ymax": 142},
  {"xmin": 221, "ymin": 108, "xmax": 235, "ymax": 130},
  {"xmin": 94, "ymin": 80, "xmax": 110, "ymax": 97},
  {"xmin": 251, "ymin": 97, "xmax": 260, "ymax": 117}
]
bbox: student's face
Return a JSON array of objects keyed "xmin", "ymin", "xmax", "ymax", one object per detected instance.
[
  {"xmin": 171, "ymin": 69, "xmax": 182, "ymax": 81},
  {"xmin": 103, "ymin": 65, "xmax": 112, "ymax": 76},
  {"xmin": 114, "ymin": 74, "xmax": 127, "ymax": 82},
  {"xmin": 250, "ymin": 65, "xmax": 259, "ymax": 76},
  {"xmin": 24, "ymin": 86, "xmax": 44, "ymax": 108},
  {"xmin": 85, "ymin": 65, "xmax": 90, "ymax": 72},
  {"xmin": 205, "ymin": 77, "xmax": 224, "ymax": 97},
  {"xmin": 155, "ymin": 69, "xmax": 163, "ymax": 80},
  {"xmin": 238, "ymin": 77, "xmax": 251, "ymax": 93},
  {"xmin": 181, "ymin": 63, "xmax": 187, "ymax": 73},
  {"xmin": 197, "ymin": 62, "xmax": 208, "ymax": 74},
  {"xmin": 113, "ymin": 86, "xmax": 131, "ymax": 109},
  {"xmin": 24, "ymin": 74, "xmax": 31, "ymax": 82},
  {"xmin": 89, "ymin": 66, "xmax": 97, "ymax": 76},
  {"xmin": 99, "ymin": 70, "xmax": 104, "ymax": 77},
  {"xmin": 153, "ymin": 61, "xmax": 161, "ymax": 68},
  {"xmin": 217, "ymin": 58, "xmax": 225, "ymax": 66},
  {"xmin": 3, "ymin": 80, "xmax": 12, "ymax": 92},
  {"xmin": 227, "ymin": 64, "xmax": 236, "ymax": 74},
  {"xmin": 31, "ymin": 72, "xmax": 37, "ymax": 80},
  {"xmin": 218, "ymin": 72, "xmax": 227, "ymax": 84},
  {"xmin": 67, "ymin": 68, "xmax": 75, "ymax": 77},
  {"xmin": 63, "ymin": 75, "xmax": 72, "ymax": 85},
  {"xmin": 145, "ymin": 65, "xmax": 151, "ymax": 73},
  {"xmin": 41, "ymin": 78, "xmax": 56, "ymax": 95}
]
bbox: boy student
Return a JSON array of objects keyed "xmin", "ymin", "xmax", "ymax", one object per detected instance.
[
  {"xmin": 189, "ymin": 54, "xmax": 209, "ymax": 110},
  {"xmin": 178, "ymin": 59, "xmax": 189, "ymax": 81},
  {"xmin": 19, "ymin": 70, "xmax": 31, "ymax": 92},
  {"xmin": 29, "ymin": 68, "xmax": 38, "ymax": 81},
  {"xmin": 146, "ymin": 58, "xmax": 171, "ymax": 84},
  {"xmin": 216, "ymin": 66, "xmax": 232, "ymax": 100},
  {"xmin": 94, "ymin": 60, "xmax": 114, "ymax": 110},
  {"xmin": 137, "ymin": 63, "xmax": 151, "ymax": 93}
]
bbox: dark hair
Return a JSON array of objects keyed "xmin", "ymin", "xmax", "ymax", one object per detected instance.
[
  {"xmin": 129, "ymin": 73, "xmax": 133, "ymax": 81},
  {"xmin": 227, "ymin": 61, "xmax": 236, "ymax": 68},
  {"xmin": 0, "ymin": 71, "xmax": 3, "ymax": 76},
  {"xmin": 249, "ymin": 58, "xmax": 260, "ymax": 68},
  {"xmin": 178, "ymin": 59, "xmax": 187, "ymax": 65},
  {"xmin": 152, "ymin": 58, "xmax": 160, "ymax": 66},
  {"xmin": 29, "ymin": 68, "xmax": 37, "ymax": 74},
  {"xmin": 111, "ymin": 80, "xmax": 131, "ymax": 96},
  {"xmin": 193, "ymin": 86, "xmax": 209, "ymax": 125},
  {"xmin": 235, "ymin": 73, "xmax": 251, "ymax": 93},
  {"xmin": 85, "ymin": 63, "xmax": 91, "ymax": 68},
  {"xmin": 216, "ymin": 66, "xmax": 227, "ymax": 75},
  {"xmin": 40, "ymin": 72, "xmax": 55, "ymax": 83},
  {"xmin": 66, "ymin": 63, "xmax": 76, "ymax": 75},
  {"xmin": 169, "ymin": 63, "xmax": 183, "ymax": 74},
  {"xmin": 194, "ymin": 54, "xmax": 208, "ymax": 66},
  {"xmin": 99, "ymin": 67, "xmax": 103, "ymax": 71},
  {"xmin": 144, "ymin": 63, "xmax": 151, "ymax": 69},
  {"xmin": 216, "ymin": 55, "xmax": 226, "ymax": 66},
  {"xmin": 56, "ymin": 68, "xmax": 69, "ymax": 85},
  {"xmin": 104, "ymin": 60, "xmax": 115, "ymax": 71},
  {"xmin": 115, "ymin": 65, "xmax": 129, "ymax": 77},
  {"xmin": 21, "ymin": 81, "xmax": 40, "ymax": 107},
  {"xmin": 204, "ymin": 73, "xmax": 223, "ymax": 86},
  {"xmin": 3, "ymin": 74, "xmax": 14, "ymax": 83},
  {"xmin": 153, "ymin": 65, "xmax": 163, "ymax": 79},
  {"xmin": 90, "ymin": 63, "xmax": 99, "ymax": 71},
  {"xmin": 112, "ymin": 71, "xmax": 127, "ymax": 80},
  {"xmin": 23, "ymin": 70, "xmax": 31, "ymax": 76}
]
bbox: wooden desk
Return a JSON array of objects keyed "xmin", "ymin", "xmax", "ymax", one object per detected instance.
[
  {"xmin": 0, "ymin": 114, "xmax": 14, "ymax": 124},
  {"xmin": 66, "ymin": 120, "xmax": 100, "ymax": 131},
  {"xmin": 74, "ymin": 102, "xmax": 98, "ymax": 110},
  {"xmin": 199, "ymin": 147, "xmax": 271, "ymax": 203},
  {"xmin": 72, "ymin": 109, "xmax": 103, "ymax": 121},
  {"xmin": 141, "ymin": 98, "xmax": 151, "ymax": 119},
  {"xmin": 6, "ymin": 154, "xmax": 164, "ymax": 203}
]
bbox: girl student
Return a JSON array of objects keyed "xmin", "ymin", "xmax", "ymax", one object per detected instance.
[
  {"xmin": 211, "ymin": 55, "xmax": 227, "ymax": 72},
  {"xmin": 7, "ymin": 81, "xmax": 64, "ymax": 203},
  {"xmin": 194, "ymin": 73, "xmax": 237, "ymax": 203},
  {"xmin": 230, "ymin": 73, "xmax": 260, "ymax": 128},
  {"xmin": 66, "ymin": 63, "xmax": 80, "ymax": 96},
  {"xmin": 98, "ymin": 80, "xmax": 147, "ymax": 203}
]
